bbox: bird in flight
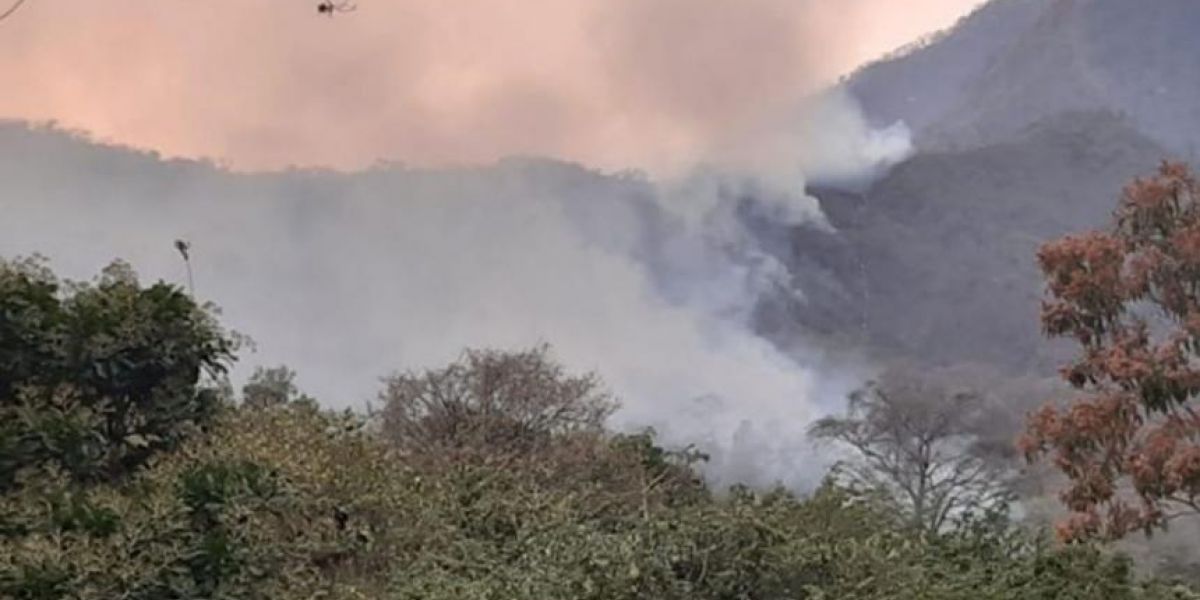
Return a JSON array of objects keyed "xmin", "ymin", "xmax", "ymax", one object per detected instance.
[{"xmin": 317, "ymin": 1, "xmax": 356, "ymax": 16}]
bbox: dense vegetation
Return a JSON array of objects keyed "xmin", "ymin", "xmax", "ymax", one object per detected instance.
[{"xmin": 2, "ymin": 253, "xmax": 1197, "ymax": 599}]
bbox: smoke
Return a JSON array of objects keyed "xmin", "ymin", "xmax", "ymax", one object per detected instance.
[
  {"xmin": 0, "ymin": 107, "xmax": 900, "ymax": 488},
  {"xmin": 0, "ymin": 0, "xmax": 952, "ymax": 488},
  {"xmin": 0, "ymin": 0, "xmax": 974, "ymax": 172}
]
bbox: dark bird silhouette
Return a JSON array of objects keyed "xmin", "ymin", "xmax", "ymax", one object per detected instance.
[
  {"xmin": 174, "ymin": 239, "xmax": 190, "ymax": 261},
  {"xmin": 174, "ymin": 240, "xmax": 195, "ymax": 296},
  {"xmin": 317, "ymin": 1, "xmax": 355, "ymax": 16}
]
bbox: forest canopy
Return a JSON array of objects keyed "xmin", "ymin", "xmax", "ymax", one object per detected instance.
[{"xmin": 1, "ymin": 248, "xmax": 1198, "ymax": 598}]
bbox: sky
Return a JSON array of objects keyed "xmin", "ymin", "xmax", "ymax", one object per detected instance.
[{"xmin": 0, "ymin": 0, "xmax": 983, "ymax": 173}]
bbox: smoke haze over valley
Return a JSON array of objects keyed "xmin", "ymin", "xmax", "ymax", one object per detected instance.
[
  {"xmin": 5, "ymin": 0, "xmax": 1200, "ymax": 495},
  {"xmin": 0, "ymin": 0, "xmax": 952, "ymax": 489},
  {"xmin": 0, "ymin": 115, "xmax": 905, "ymax": 488}
]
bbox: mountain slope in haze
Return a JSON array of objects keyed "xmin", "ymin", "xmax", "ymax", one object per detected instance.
[
  {"xmin": 846, "ymin": 0, "xmax": 1047, "ymax": 144},
  {"xmin": 0, "ymin": 122, "xmax": 668, "ymax": 404},
  {"xmin": 849, "ymin": 0, "xmax": 1200, "ymax": 156},
  {"xmin": 1, "ymin": 121, "xmax": 869, "ymax": 490},
  {"xmin": 819, "ymin": 1, "xmax": 1200, "ymax": 571},
  {"xmin": 777, "ymin": 112, "xmax": 1166, "ymax": 371},
  {"xmin": 780, "ymin": 0, "xmax": 1197, "ymax": 372}
]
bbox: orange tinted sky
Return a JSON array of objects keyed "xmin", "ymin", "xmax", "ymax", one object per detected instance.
[{"xmin": 0, "ymin": 0, "xmax": 981, "ymax": 171}]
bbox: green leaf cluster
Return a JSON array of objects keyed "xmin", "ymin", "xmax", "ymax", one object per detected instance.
[{"xmin": 0, "ymin": 257, "xmax": 236, "ymax": 487}]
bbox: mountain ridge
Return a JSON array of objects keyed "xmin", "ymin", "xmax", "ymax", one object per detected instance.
[
  {"xmin": 849, "ymin": 0, "xmax": 1200, "ymax": 156},
  {"xmin": 784, "ymin": 0, "xmax": 1197, "ymax": 372}
]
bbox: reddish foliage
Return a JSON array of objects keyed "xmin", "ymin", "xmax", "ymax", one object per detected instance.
[{"xmin": 1023, "ymin": 162, "xmax": 1200, "ymax": 541}]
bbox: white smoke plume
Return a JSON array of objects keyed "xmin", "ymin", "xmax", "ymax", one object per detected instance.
[
  {"xmin": 0, "ymin": 0, "xmax": 935, "ymax": 491},
  {"xmin": 0, "ymin": 90, "xmax": 904, "ymax": 489}
]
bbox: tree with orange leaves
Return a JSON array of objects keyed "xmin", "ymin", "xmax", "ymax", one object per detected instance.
[{"xmin": 1021, "ymin": 162, "xmax": 1200, "ymax": 541}]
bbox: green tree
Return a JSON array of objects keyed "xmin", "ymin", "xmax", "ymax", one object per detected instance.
[
  {"xmin": 241, "ymin": 365, "xmax": 315, "ymax": 410},
  {"xmin": 0, "ymin": 257, "xmax": 236, "ymax": 486}
]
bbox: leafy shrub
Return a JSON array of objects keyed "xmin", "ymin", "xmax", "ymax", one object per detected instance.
[{"xmin": 0, "ymin": 258, "xmax": 235, "ymax": 486}]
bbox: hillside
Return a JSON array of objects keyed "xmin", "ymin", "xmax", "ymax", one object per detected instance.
[
  {"xmin": 849, "ymin": 0, "xmax": 1200, "ymax": 156},
  {"xmin": 785, "ymin": 0, "xmax": 1198, "ymax": 373},
  {"xmin": 779, "ymin": 112, "xmax": 1166, "ymax": 371}
]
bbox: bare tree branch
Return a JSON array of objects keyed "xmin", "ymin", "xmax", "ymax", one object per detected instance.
[
  {"xmin": 0, "ymin": 0, "xmax": 28, "ymax": 24},
  {"xmin": 810, "ymin": 367, "xmax": 1014, "ymax": 532}
]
